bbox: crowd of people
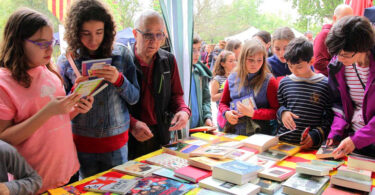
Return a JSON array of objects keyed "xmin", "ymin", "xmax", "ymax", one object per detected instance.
[{"xmin": 0, "ymin": 0, "xmax": 374, "ymax": 194}]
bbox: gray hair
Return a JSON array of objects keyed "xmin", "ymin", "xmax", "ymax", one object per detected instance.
[
  {"xmin": 334, "ymin": 4, "xmax": 352, "ymax": 16},
  {"xmin": 134, "ymin": 9, "xmax": 165, "ymax": 29}
]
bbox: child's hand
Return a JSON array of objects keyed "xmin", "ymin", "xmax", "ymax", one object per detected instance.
[
  {"xmin": 225, "ymin": 110, "xmax": 240, "ymax": 125},
  {"xmin": 74, "ymin": 96, "xmax": 94, "ymax": 114},
  {"xmin": 45, "ymin": 93, "xmax": 81, "ymax": 115},
  {"xmin": 281, "ymin": 111, "xmax": 299, "ymax": 130},
  {"xmin": 205, "ymin": 118, "xmax": 213, "ymax": 126},
  {"xmin": 74, "ymin": 76, "xmax": 89, "ymax": 84},
  {"xmin": 0, "ymin": 183, "xmax": 10, "ymax": 195},
  {"xmin": 92, "ymin": 65, "xmax": 119, "ymax": 83},
  {"xmin": 237, "ymin": 102, "xmax": 254, "ymax": 117},
  {"xmin": 300, "ymin": 134, "xmax": 313, "ymax": 149},
  {"xmin": 332, "ymin": 137, "xmax": 355, "ymax": 159}
]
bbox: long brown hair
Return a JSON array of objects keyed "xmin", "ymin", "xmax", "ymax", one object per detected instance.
[
  {"xmin": 64, "ymin": 0, "xmax": 116, "ymax": 58},
  {"xmin": 0, "ymin": 8, "xmax": 62, "ymax": 88},
  {"xmin": 213, "ymin": 50, "xmax": 234, "ymax": 77},
  {"xmin": 236, "ymin": 39, "xmax": 270, "ymax": 95}
]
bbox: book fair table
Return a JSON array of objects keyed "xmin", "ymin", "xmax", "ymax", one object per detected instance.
[{"xmin": 46, "ymin": 133, "xmax": 375, "ymax": 195}]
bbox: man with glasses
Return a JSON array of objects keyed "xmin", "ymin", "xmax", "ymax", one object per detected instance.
[{"xmin": 128, "ymin": 10, "xmax": 191, "ymax": 159}]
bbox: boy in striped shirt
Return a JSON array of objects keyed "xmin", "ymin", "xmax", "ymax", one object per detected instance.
[{"xmin": 277, "ymin": 37, "xmax": 333, "ymax": 149}]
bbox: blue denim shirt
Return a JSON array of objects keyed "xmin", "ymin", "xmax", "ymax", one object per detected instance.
[{"xmin": 57, "ymin": 43, "xmax": 140, "ymax": 138}]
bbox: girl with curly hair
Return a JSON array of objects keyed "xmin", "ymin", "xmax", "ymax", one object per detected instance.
[
  {"xmin": 0, "ymin": 8, "xmax": 93, "ymax": 192},
  {"xmin": 57, "ymin": 0, "xmax": 140, "ymax": 178}
]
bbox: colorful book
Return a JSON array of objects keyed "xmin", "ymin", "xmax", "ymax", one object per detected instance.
[
  {"xmin": 179, "ymin": 137, "xmax": 209, "ymax": 146},
  {"xmin": 310, "ymin": 159, "xmax": 344, "ymax": 169},
  {"xmin": 73, "ymin": 78, "xmax": 104, "ymax": 96},
  {"xmin": 282, "ymin": 173, "xmax": 330, "ymax": 195},
  {"xmin": 347, "ymin": 153, "xmax": 375, "ymax": 172},
  {"xmin": 258, "ymin": 166, "xmax": 295, "ymax": 182},
  {"xmin": 240, "ymin": 134, "xmax": 278, "ymax": 152},
  {"xmin": 295, "ymin": 162, "xmax": 331, "ymax": 176},
  {"xmin": 191, "ymin": 132, "xmax": 221, "ymax": 143},
  {"xmin": 322, "ymin": 185, "xmax": 367, "ymax": 195},
  {"xmin": 258, "ymin": 150, "xmax": 288, "ymax": 162},
  {"xmin": 331, "ymin": 166, "xmax": 372, "ymax": 192},
  {"xmin": 226, "ymin": 149, "xmax": 255, "ymax": 161},
  {"xmin": 199, "ymin": 176, "xmax": 260, "ymax": 195},
  {"xmin": 214, "ymin": 140, "xmax": 244, "ymax": 148},
  {"xmin": 316, "ymin": 144, "xmax": 337, "ymax": 159},
  {"xmin": 187, "ymin": 188, "xmax": 228, "ymax": 195},
  {"xmin": 245, "ymin": 155, "xmax": 276, "ymax": 169},
  {"xmin": 112, "ymin": 160, "xmax": 161, "ymax": 177},
  {"xmin": 190, "ymin": 126, "xmax": 217, "ymax": 132},
  {"xmin": 128, "ymin": 175, "xmax": 197, "ymax": 195},
  {"xmin": 252, "ymin": 178, "xmax": 281, "ymax": 195},
  {"xmin": 238, "ymin": 146, "xmax": 259, "ymax": 154},
  {"xmin": 146, "ymin": 153, "xmax": 188, "ymax": 170},
  {"xmin": 82, "ymin": 58, "xmax": 112, "ymax": 76},
  {"xmin": 83, "ymin": 176, "xmax": 138, "ymax": 194},
  {"xmin": 174, "ymin": 166, "xmax": 212, "ymax": 183},
  {"xmin": 190, "ymin": 146, "xmax": 234, "ymax": 159},
  {"xmin": 162, "ymin": 142, "xmax": 201, "ymax": 159},
  {"xmin": 152, "ymin": 168, "xmax": 190, "ymax": 183},
  {"xmin": 269, "ymin": 142, "xmax": 300, "ymax": 156},
  {"xmin": 188, "ymin": 156, "xmax": 233, "ymax": 171},
  {"xmin": 212, "ymin": 160, "xmax": 262, "ymax": 185}
]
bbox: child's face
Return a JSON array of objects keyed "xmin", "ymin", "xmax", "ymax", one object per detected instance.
[
  {"xmin": 222, "ymin": 54, "xmax": 236, "ymax": 73},
  {"xmin": 80, "ymin": 20, "xmax": 105, "ymax": 53},
  {"xmin": 272, "ymin": 39, "xmax": 289, "ymax": 63},
  {"xmin": 337, "ymin": 50, "xmax": 359, "ymax": 66},
  {"xmin": 24, "ymin": 26, "xmax": 54, "ymax": 68},
  {"xmin": 245, "ymin": 52, "xmax": 264, "ymax": 74},
  {"xmin": 192, "ymin": 42, "xmax": 202, "ymax": 64},
  {"xmin": 287, "ymin": 60, "xmax": 313, "ymax": 77}
]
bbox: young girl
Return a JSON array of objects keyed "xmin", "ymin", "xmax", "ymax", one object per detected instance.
[
  {"xmin": 58, "ymin": 0, "xmax": 140, "ymax": 178},
  {"xmin": 211, "ymin": 50, "xmax": 236, "ymax": 131},
  {"xmin": 219, "ymin": 39, "xmax": 279, "ymax": 135},
  {"xmin": 224, "ymin": 39, "xmax": 242, "ymax": 60},
  {"xmin": 0, "ymin": 8, "xmax": 93, "ymax": 193},
  {"xmin": 267, "ymin": 27, "xmax": 295, "ymax": 78},
  {"xmin": 325, "ymin": 16, "xmax": 375, "ymax": 158}
]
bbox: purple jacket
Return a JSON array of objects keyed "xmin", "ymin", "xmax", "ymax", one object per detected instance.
[{"xmin": 328, "ymin": 54, "xmax": 375, "ymax": 149}]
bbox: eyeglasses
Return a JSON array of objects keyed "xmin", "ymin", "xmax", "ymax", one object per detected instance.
[
  {"xmin": 136, "ymin": 29, "xmax": 165, "ymax": 41},
  {"xmin": 26, "ymin": 39, "xmax": 57, "ymax": 49},
  {"xmin": 338, "ymin": 51, "xmax": 356, "ymax": 59}
]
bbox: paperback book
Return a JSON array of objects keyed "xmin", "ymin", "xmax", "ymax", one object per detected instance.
[
  {"xmin": 330, "ymin": 166, "xmax": 372, "ymax": 192},
  {"xmin": 82, "ymin": 58, "xmax": 112, "ymax": 77},
  {"xmin": 258, "ymin": 150, "xmax": 288, "ymax": 162},
  {"xmin": 240, "ymin": 134, "xmax": 278, "ymax": 152},
  {"xmin": 174, "ymin": 165, "xmax": 212, "ymax": 183},
  {"xmin": 73, "ymin": 78, "xmax": 104, "ymax": 97},
  {"xmin": 190, "ymin": 146, "xmax": 234, "ymax": 159},
  {"xmin": 146, "ymin": 153, "xmax": 188, "ymax": 170},
  {"xmin": 83, "ymin": 176, "xmax": 138, "ymax": 194},
  {"xmin": 295, "ymin": 162, "xmax": 331, "ymax": 176},
  {"xmin": 347, "ymin": 153, "xmax": 375, "ymax": 172},
  {"xmin": 252, "ymin": 178, "xmax": 281, "ymax": 194},
  {"xmin": 212, "ymin": 160, "xmax": 262, "ymax": 185},
  {"xmin": 199, "ymin": 176, "xmax": 261, "ymax": 195},
  {"xmin": 316, "ymin": 144, "xmax": 338, "ymax": 159},
  {"xmin": 226, "ymin": 149, "xmax": 255, "ymax": 161},
  {"xmin": 245, "ymin": 155, "xmax": 276, "ymax": 169},
  {"xmin": 282, "ymin": 173, "xmax": 330, "ymax": 195},
  {"xmin": 258, "ymin": 166, "xmax": 295, "ymax": 182},
  {"xmin": 269, "ymin": 142, "xmax": 300, "ymax": 156},
  {"xmin": 112, "ymin": 160, "xmax": 161, "ymax": 177},
  {"xmin": 162, "ymin": 142, "xmax": 201, "ymax": 159},
  {"xmin": 188, "ymin": 156, "xmax": 233, "ymax": 171},
  {"xmin": 152, "ymin": 168, "xmax": 190, "ymax": 183}
]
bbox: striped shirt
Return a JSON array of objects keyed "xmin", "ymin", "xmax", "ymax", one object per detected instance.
[
  {"xmin": 277, "ymin": 73, "xmax": 331, "ymax": 146},
  {"xmin": 344, "ymin": 64, "xmax": 369, "ymax": 131}
]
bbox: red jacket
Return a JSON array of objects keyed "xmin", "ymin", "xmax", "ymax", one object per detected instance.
[{"xmin": 313, "ymin": 24, "xmax": 332, "ymax": 76}]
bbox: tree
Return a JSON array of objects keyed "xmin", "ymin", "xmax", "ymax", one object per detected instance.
[
  {"xmin": 288, "ymin": 0, "xmax": 342, "ymax": 33},
  {"xmin": 104, "ymin": 0, "xmax": 141, "ymax": 30}
]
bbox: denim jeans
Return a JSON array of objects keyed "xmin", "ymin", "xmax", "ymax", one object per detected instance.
[{"xmin": 77, "ymin": 143, "xmax": 128, "ymax": 178}]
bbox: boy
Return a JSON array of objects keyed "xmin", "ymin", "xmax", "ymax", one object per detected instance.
[
  {"xmin": 0, "ymin": 140, "xmax": 42, "ymax": 195},
  {"xmin": 190, "ymin": 34, "xmax": 213, "ymax": 128},
  {"xmin": 277, "ymin": 37, "xmax": 332, "ymax": 149}
]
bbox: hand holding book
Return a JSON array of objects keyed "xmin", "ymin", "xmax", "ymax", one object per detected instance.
[{"xmin": 332, "ymin": 137, "xmax": 355, "ymax": 159}]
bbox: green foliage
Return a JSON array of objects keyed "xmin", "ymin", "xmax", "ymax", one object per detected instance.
[
  {"xmin": 289, "ymin": 0, "xmax": 342, "ymax": 33},
  {"xmin": 103, "ymin": 0, "xmax": 141, "ymax": 30}
]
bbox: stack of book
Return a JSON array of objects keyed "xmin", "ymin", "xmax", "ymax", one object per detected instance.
[
  {"xmin": 347, "ymin": 153, "xmax": 375, "ymax": 172},
  {"xmin": 212, "ymin": 160, "xmax": 262, "ymax": 185},
  {"xmin": 240, "ymin": 134, "xmax": 278, "ymax": 153},
  {"xmin": 112, "ymin": 161, "xmax": 161, "ymax": 177},
  {"xmin": 295, "ymin": 162, "xmax": 331, "ymax": 176},
  {"xmin": 188, "ymin": 156, "xmax": 233, "ymax": 171},
  {"xmin": 282, "ymin": 173, "xmax": 330, "ymax": 195},
  {"xmin": 258, "ymin": 166, "xmax": 295, "ymax": 182},
  {"xmin": 174, "ymin": 165, "xmax": 212, "ymax": 183},
  {"xmin": 330, "ymin": 166, "xmax": 372, "ymax": 192},
  {"xmin": 146, "ymin": 153, "xmax": 188, "ymax": 170},
  {"xmin": 199, "ymin": 177, "xmax": 260, "ymax": 195}
]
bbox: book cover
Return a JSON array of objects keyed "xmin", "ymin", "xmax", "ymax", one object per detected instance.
[
  {"xmin": 310, "ymin": 159, "xmax": 344, "ymax": 169},
  {"xmin": 73, "ymin": 78, "xmax": 104, "ymax": 97},
  {"xmin": 245, "ymin": 155, "xmax": 276, "ymax": 169},
  {"xmin": 152, "ymin": 168, "xmax": 190, "ymax": 183},
  {"xmin": 335, "ymin": 166, "xmax": 372, "ymax": 181},
  {"xmin": 282, "ymin": 173, "xmax": 330, "ymax": 195},
  {"xmin": 190, "ymin": 145, "xmax": 234, "ymax": 159},
  {"xmin": 188, "ymin": 156, "xmax": 232, "ymax": 171},
  {"xmin": 174, "ymin": 166, "xmax": 212, "ymax": 183},
  {"xmin": 322, "ymin": 185, "xmax": 367, "ymax": 195},
  {"xmin": 199, "ymin": 177, "xmax": 260, "ymax": 195},
  {"xmin": 146, "ymin": 153, "xmax": 188, "ymax": 170},
  {"xmin": 214, "ymin": 160, "xmax": 262, "ymax": 175},
  {"xmin": 162, "ymin": 142, "xmax": 200, "ymax": 159},
  {"xmin": 253, "ymin": 178, "xmax": 281, "ymax": 194},
  {"xmin": 269, "ymin": 142, "xmax": 300, "ymax": 156},
  {"xmin": 316, "ymin": 145, "xmax": 337, "ymax": 159},
  {"xmin": 226, "ymin": 149, "xmax": 255, "ymax": 161},
  {"xmin": 295, "ymin": 162, "xmax": 331, "ymax": 176},
  {"xmin": 128, "ymin": 175, "xmax": 197, "ymax": 195},
  {"xmin": 191, "ymin": 132, "xmax": 220, "ymax": 143},
  {"xmin": 112, "ymin": 161, "xmax": 161, "ymax": 177},
  {"xmin": 82, "ymin": 58, "xmax": 112, "ymax": 77},
  {"xmin": 258, "ymin": 150, "xmax": 288, "ymax": 162},
  {"xmin": 214, "ymin": 140, "xmax": 244, "ymax": 148},
  {"xmin": 83, "ymin": 177, "xmax": 138, "ymax": 194},
  {"xmin": 241, "ymin": 134, "xmax": 278, "ymax": 152},
  {"xmin": 258, "ymin": 166, "xmax": 295, "ymax": 182}
]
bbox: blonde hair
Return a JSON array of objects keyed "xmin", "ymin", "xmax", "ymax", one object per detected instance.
[{"xmin": 236, "ymin": 39, "xmax": 270, "ymax": 95}]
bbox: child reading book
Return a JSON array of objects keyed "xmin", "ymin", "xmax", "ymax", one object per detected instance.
[
  {"xmin": 0, "ymin": 8, "xmax": 93, "ymax": 193},
  {"xmin": 219, "ymin": 39, "xmax": 279, "ymax": 135},
  {"xmin": 58, "ymin": 0, "xmax": 140, "ymax": 178},
  {"xmin": 277, "ymin": 37, "xmax": 332, "ymax": 149}
]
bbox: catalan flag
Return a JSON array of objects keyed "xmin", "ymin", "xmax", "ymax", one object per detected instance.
[{"xmin": 47, "ymin": 0, "xmax": 72, "ymax": 23}]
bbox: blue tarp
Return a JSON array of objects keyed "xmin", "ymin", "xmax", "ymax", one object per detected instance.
[
  {"xmin": 116, "ymin": 27, "xmax": 135, "ymax": 46},
  {"xmin": 364, "ymin": 6, "xmax": 375, "ymax": 24}
]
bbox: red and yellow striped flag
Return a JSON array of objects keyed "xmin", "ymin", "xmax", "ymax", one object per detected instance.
[{"xmin": 47, "ymin": 0, "xmax": 72, "ymax": 23}]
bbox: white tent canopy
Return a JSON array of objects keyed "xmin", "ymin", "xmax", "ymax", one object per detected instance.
[{"xmin": 225, "ymin": 27, "xmax": 259, "ymax": 42}]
